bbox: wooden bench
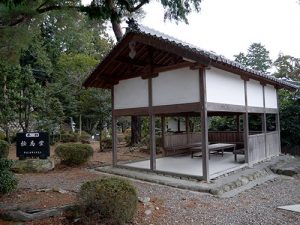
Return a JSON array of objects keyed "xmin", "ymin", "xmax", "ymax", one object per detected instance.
[
  {"xmin": 190, "ymin": 143, "xmax": 236, "ymax": 159},
  {"xmin": 163, "ymin": 142, "xmax": 202, "ymax": 156},
  {"xmin": 233, "ymin": 149, "xmax": 245, "ymax": 162}
]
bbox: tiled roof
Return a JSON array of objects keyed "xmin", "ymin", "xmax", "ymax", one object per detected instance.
[{"xmin": 124, "ymin": 19, "xmax": 298, "ymax": 90}]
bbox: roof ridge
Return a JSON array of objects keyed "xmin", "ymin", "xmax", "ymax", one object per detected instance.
[{"xmin": 124, "ymin": 20, "xmax": 297, "ymax": 90}]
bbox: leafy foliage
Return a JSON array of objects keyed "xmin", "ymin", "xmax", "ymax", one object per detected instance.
[
  {"xmin": 234, "ymin": 42, "xmax": 272, "ymax": 73},
  {"xmin": 0, "ymin": 159, "xmax": 18, "ymax": 195},
  {"xmin": 78, "ymin": 177, "xmax": 138, "ymax": 225},
  {"xmin": 0, "ymin": 140, "xmax": 9, "ymax": 158},
  {"xmin": 55, "ymin": 143, "xmax": 93, "ymax": 165},
  {"xmin": 279, "ymin": 90, "xmax": 300, "ymax": 147}
]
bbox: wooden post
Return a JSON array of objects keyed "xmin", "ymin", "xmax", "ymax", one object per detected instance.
[
  {"xmin": 111, "ymin": 87, "xmax": 117, "ymax": 166},
  {"xmin": 185, "ymin": 115, "xmax": 190, "ymax": 144},
  {"xmin": 243, "ymin": 80, "xmax": 250, "ymax": 164},
  {"xmin": 148, "ymin": 78, "xmax": 156, "ymax": 170},
  {"xmin": 199, "ymin": 68, "xmax": 209, "ymax": 182},
  {"xmin": 236, "ymin": 114, "xmax": 240, "ymax": 142},
  {"xmin": 262, "ymin": 85, "xmax": 267, "ymax": 158},
  {"xmin": 161, "ymin": 116, "xmax": 166, "ymax": 151},
  {"xmin": 276, "ymin": 89, "xmax": 281, "ymax": 153}
]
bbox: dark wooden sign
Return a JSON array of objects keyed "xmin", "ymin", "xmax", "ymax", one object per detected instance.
[{"xmin": 16, "ymin": 132, "xmax": 50, "ymax": 159}]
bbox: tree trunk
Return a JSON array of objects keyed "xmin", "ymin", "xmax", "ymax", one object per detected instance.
[
  {"xmin": 106, "ymin": 0, "xmax": 123, "ymax": 41},
  {"xmin": 131, "ymin": 116, "xmax": 141, "ymax": 145},
  {"xmin": 79, "ymin": 114, "xmax": 82, "ymax": 136},
  {"xmin": 106, "ymin": 0, "xmax": 141, "ymax": 145}
]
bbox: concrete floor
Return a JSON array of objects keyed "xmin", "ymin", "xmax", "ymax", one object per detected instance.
[{"xmin": 124, "ymin": 152, "xmax": 245, "ymax": 178}]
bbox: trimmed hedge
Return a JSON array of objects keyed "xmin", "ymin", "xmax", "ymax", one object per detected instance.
[
  {"xmin": 55, "ymin": 143, "xmax": 93, "ymax": 166},
  {"xmin": 78, "ymin": 177, "xmax": 138, "ymax": 225},
  {"xmin": 0, "ymin": 159, "xmax": 18, "ymax": 195},
  {"xmin": 101, "ymin": 137, "xmax": 112, "ymax": 151},
  {"xmin": 60, "ymin": 133, "xmax": 79, "ymax": 143},
  {"xmin": 0, "ymin": 140, "xmax": 9, "ymax": 159}
]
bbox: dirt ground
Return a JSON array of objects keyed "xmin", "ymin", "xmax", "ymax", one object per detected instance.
[
  {"xmin": 1, "ymin": 142, "xmax": 164, "ymax": 225},
  {"xmin": 1, "ymin": 143, "xmax": 300, "ymax": 225}
]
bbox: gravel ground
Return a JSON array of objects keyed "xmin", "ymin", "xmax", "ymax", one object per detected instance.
[
  {"xmin": 11, "ymin": 168, "xmax": 300, "ymax": 225},
  {"xmin": 133, "ymin": 175, "xmax": 300, "ymax": 225}
]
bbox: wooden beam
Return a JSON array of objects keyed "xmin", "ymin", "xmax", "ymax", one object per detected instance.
[
  {"xmin": 115, "ymin": 56, "xmax": 147, "ymax": 68},
  {"xmin": 111, "ymin": 87, "xmax": 117, "ymax": 166},
  {"xmin": 207, "ymin": 102, "xmax": 246, "ymax": 112},
  {"xmin": 199, "ymin": 67, "xmax": 209, "ymax": 182}
]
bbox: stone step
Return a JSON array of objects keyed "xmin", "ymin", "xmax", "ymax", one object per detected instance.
[{"xmin": 209, "ymin": 168, "xmax": 277, "ymax": 197}]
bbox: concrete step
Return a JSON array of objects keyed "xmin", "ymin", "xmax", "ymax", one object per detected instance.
[{"xmin": 209, "ymin": 167, "xmax": 277, "ymax": 197}]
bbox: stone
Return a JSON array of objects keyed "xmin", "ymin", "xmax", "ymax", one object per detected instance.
[
  {"xmin": 138, "ymin": 196, "xmax": 150, "ymax": 204},
  {"xmin": 240, "ymin": 177, "xmax": 249, "ymax": 185},
  {"xmin": 223, "ymin": 185, "xmax": 231, "ymax": 192},
  {"xmin": 155, "ymin": 207, "xmax": 159, "ymax": 210},
  {"xmin": 11, "ymin": 159, "xmax": 54, "ymax": 173},
  {"xmin": 144, "ymin": 209, "xmax": 152, "ymax": 216}
]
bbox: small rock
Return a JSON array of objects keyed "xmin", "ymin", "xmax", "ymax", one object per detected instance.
[
  {"xmin": 223, "ymin": 185, "xmax": 231, "ymax": 192},
  {"xmin": 144, "ymin": 209, "xmax": 152, "ymax": 216},
  {"xmin": 155, "ymin": 207, "xmax": 159, "ymax": 210},
  {"xmin": 240, "ymin": 177, "xmax": 249, "ymax": 185},
  {"xmin": 138, "ymin": 196, "xmax": 150, "ymax": 204},
  {"xmin": 57, "ymin": 188, "xmax": 68, "ymax": 194}
]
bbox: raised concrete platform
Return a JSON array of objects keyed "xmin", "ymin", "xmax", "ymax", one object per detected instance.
[
  {"xmin": 93, "ymin": 155, "xmax": 296, "ymax": 197},
  {"xmin": 124, "ymin": 152, "xmax": 245, "ymax": 179}
]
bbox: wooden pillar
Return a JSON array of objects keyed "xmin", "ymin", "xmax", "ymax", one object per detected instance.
[
  {"xmin": 161, "ymin": 116, "xmax": 165, "ymax": 149},
  {"xmin": 262, "ymin": 85, "xmax": 267, "ymax": 158},
  {"xmin": 276, "ymin": 89, "xmax": 282, "ymax": 153},
  {"xmin": 236, "ymin": 114, "xmax": 240, "ymax": 142},
  {"xmin": 111, "ymin": 87, "xmax": 117, "ymax": 166},
  {"xmin": 185, "ymin": 115, "xmax": 190, "ymax": 144},
  {"xmin": 243, "ymin": 80, "xmax": 250, "ymax": 164},
  {"xmin": 199, "ymin": 68, "xmax": 209, "ymax": 181},
  {"xmin": 148, "ymin": 78, "xmax": 156, "ymax": 170}
]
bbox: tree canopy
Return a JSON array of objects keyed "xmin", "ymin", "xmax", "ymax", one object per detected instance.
[{"xmin": 234, "ymin": 43, "xmax": 272, "ymax": 73}]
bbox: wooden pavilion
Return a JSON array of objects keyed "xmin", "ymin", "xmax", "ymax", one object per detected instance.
[{"xmin": 83, "ymin": 20, "xmax": 297, "ymax": 181}]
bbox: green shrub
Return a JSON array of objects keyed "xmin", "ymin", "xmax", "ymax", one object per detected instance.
[
  {"xmin": 101, "ymin": 136, "xmax": 112, "ymax": 151},
  {"xmin": 55, "ymin": 143, "xmax": 93, "ymax": 166},
  {"xmin": 0, "ymin": 132, "xmax": 5, "ymax": 140},
  {"xmin": 80, "ymin": 131, "xmax": 91, "ymax": 143},
  {"xmin": 0, "ymin": 159, "xmax": 18, "ymax": 195},
  {"xmin": 78, "ymin": 177, "xmax": 138, "ymax": 225},
  {"xmin": 60, "ymin": 133, "xmax": 79, "ymax": 143},
  {"xmin": 0, "ymin": 140, "xmax": 9, "ymax": 159},
  {"xmin": 124, "ymin": 128, "xmax": 131, "ymax": 146}
]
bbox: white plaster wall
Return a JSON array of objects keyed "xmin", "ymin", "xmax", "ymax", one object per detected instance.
[
  {"xmin": 152, "ymin": 68, "xmax": 200, "ymax": 106},
  {"xmin": 206, "ymin": 67, "xmax": 245, "ymax": 105},
  {"xmin": 247, "ymin": 79, "xmax": 264, "ymax": 107},
  {"xmin": 265, "ymin": 85, "xmax": 278, "ymax": 109},
  {"xmin": 114, "ymin": 77, "xmax": 148, "ymax": 109}
]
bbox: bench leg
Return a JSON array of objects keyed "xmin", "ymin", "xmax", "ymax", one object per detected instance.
[{"xmin": 234, "ymin": 153, "xmax": 237, "ymax": 162}]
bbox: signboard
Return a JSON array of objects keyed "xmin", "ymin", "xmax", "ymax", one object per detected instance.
[{"xmin": 16, "ymin": 132, "xmax": 50, "ymax": 159}]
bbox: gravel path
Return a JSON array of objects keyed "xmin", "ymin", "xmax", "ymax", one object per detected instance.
[
  {"xmin": 13, "ymin": 168, "xmax": 300, "ymax": 225},
  {"xmin": 133, "ymin": 175, "xmax": 300, "ymax": 225}
]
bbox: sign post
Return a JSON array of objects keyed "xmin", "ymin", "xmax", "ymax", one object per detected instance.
[{"xmin": 16, "ymin": 132, "xmax": 50, "ymax": 159}]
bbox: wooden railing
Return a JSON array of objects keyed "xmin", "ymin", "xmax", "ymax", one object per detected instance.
[
  {"xmin": 248, "ymin": 133, "xmax": 266, "ymax": 164},
  {"xmin": 266, "ymin": 131, "xmax": 280, "ymax": 157},
  {"xmin": 164, "ymin": 131, "xmax": 245, "ymax": 148}
]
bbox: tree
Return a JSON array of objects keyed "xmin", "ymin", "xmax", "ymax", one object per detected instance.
[
  {"xmin": 1, "ymin": 0, "xmax": 202, "ymax": 40},
  {"xmin": 1, "ymin": 0, "xmax": 203, "ymax": 146},
  {"xmin": 273, "ymin": 54, "xmax": 300, "ymax": 81},
  {"xmin": 234, "ymin": 43, "xmax": 272, "ymax": 73}
]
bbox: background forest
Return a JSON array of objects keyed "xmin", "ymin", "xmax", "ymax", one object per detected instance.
[{"xmin": 0, "ymin": 0, "xmax": 299, "ymax": 154}]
